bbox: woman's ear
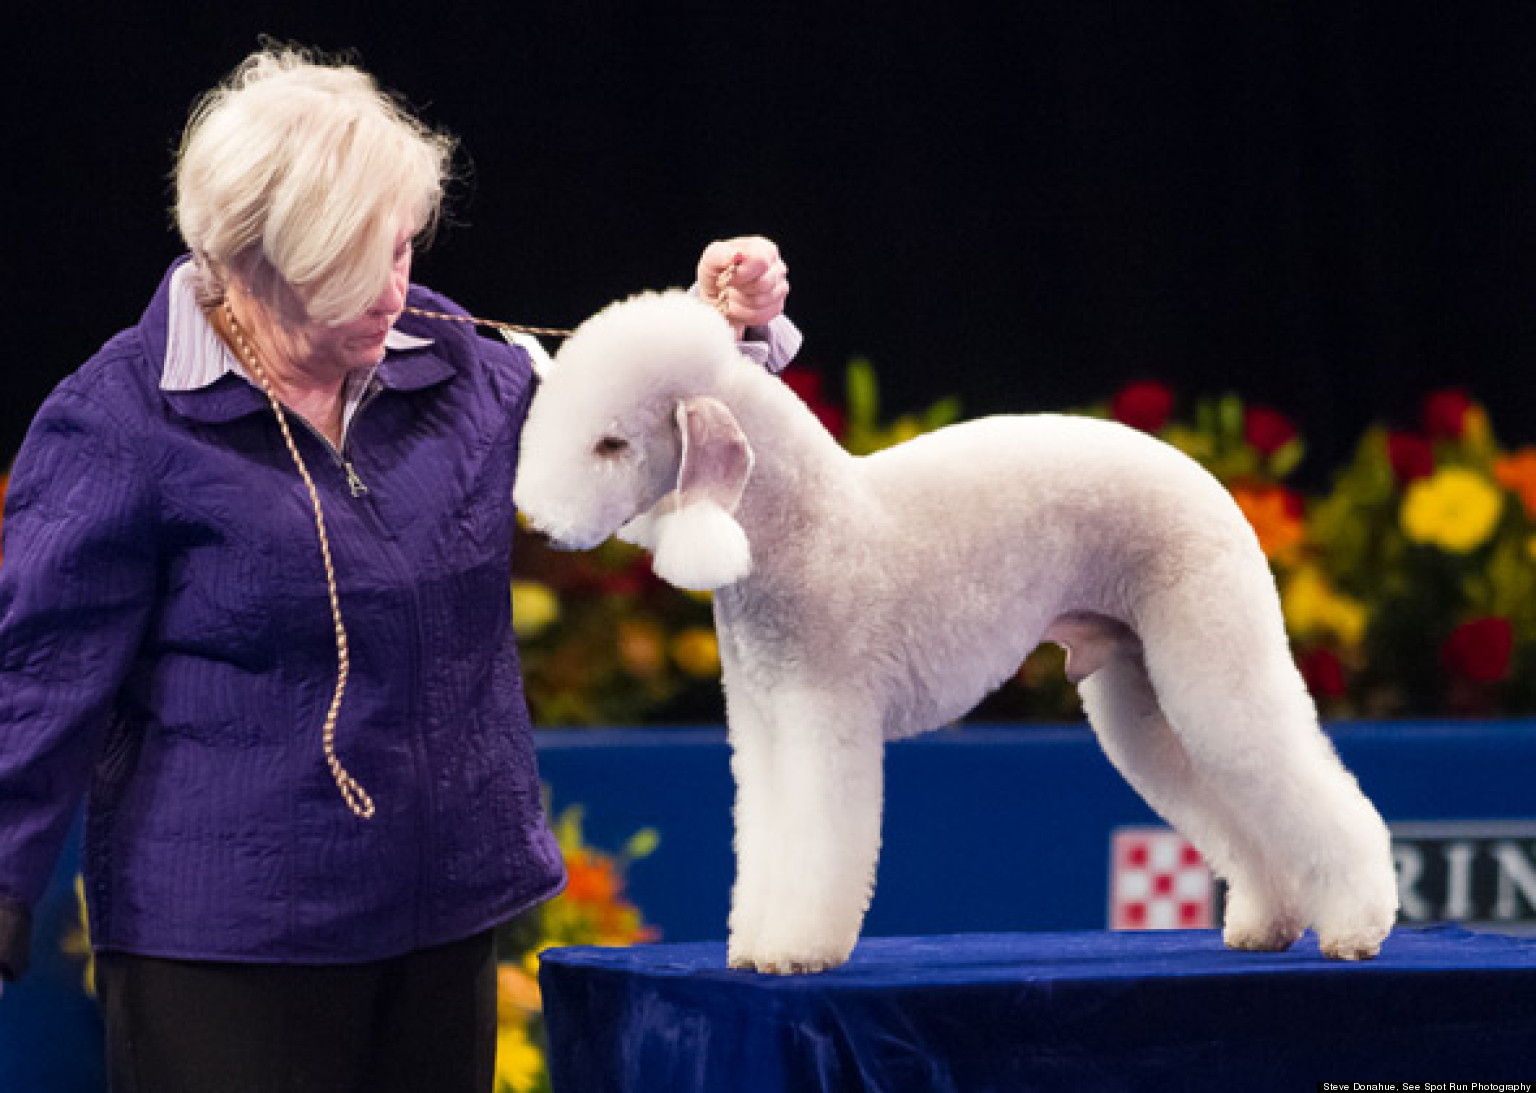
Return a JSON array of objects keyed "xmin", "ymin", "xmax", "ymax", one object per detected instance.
[{"xmin": 648, "ymin": 397, "xmax": 755, "ymax": 591}]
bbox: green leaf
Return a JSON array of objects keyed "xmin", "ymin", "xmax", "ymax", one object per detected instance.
[
  {"xmin": 553, "ymin": 804, "xmax": 586, "ymax": 850},
  {"xmin": 623, "ymin": 827, "xmax": 661, "ymax": 860},
  {"xmin": 1218, "ymin": 394, "xmax": 1245, "ymax": 444},
  {"xmin": 922, "ymin": 396, "xmax": 963, "ymax": 431},
  {"xmin": 845, "ymin": 358, "xmax": 879, "ymax": 428},
  {"xmin": 1269, "ymin": 437, "xmax": 1306, "ymax": 481}
]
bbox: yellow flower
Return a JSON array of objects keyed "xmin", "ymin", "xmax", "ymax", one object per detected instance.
[
  {"xmin": 1281, "ymin": 566, "xmax": 1368, "ymax": 650},
  {"xmin": 63, "ymin": 875, "xmax": 96, "ymax": 997},
  {"xmin": 511, "ymin": 580, "xmax": 560, "ymax": 639},
  {"xmin": 670, "ymin": 627, "xmax": 721, "ymax": 678},
  {"xmin": 494, "ymin": 1019, "xmax": 545, "ymax": 1093},
  {"xmin": 1401, "ymin": 466, "xmax": 1504, "ymax": 554}
]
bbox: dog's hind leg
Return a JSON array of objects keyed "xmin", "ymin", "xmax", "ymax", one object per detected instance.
[
  {"xmin": 1134, "ymin": 595, "xmax": 1397, "ymax": 960},
  {"xmin": 1077, "ymin": 638, "xmax": 1299, "ymax": 947}
]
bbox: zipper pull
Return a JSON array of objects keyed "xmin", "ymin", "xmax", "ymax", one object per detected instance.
[{"xmin": 344, "ymin": 461, "xmax": 369, "ymax": 497}]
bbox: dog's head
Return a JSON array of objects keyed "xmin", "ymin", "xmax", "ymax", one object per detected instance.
[{"xmin": 513, "ymin": 291, "xmax": 756, "ymax": 591}]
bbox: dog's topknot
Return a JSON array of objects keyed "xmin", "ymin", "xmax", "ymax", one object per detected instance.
[{"xmin": 550, "ymin": 290, "xmax": 741, "ymax": 394}]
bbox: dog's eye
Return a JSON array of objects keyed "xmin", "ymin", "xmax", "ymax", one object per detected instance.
[{"xmin": 595, "ymin": 435, "xmax": 629, "ymax": 457}]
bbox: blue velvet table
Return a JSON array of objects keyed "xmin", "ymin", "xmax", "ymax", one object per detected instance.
[{"xmin": 540, "ymin": 927, "xmax": 1536, "ymax": 1092}]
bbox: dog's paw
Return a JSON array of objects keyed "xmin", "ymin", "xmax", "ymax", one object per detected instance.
[
  {"xmin": 1310, "ymin": 868, "xmax": 1397, "ymax": 962},
  {"xmin": 1316, "ymin": 912, "xmax": 1392, "ymax": 961},
  {"xmin": 1222, "ymin": 887, "xmax": 1304, "ymax": 953},
  {"xmin": 730, "ymin": 931, "xmax": 856, "ymax": 975},
  {"xmin": 1318, "ymin": 933, "xmax": 1384, "ymax": 961},
  {"xmin": 1223, "ymin": 922, "xmax": 1303, "ymax": 953},
  {"xmin": 731, "ymin": 949, "xmax": 849, "ymax": 975}
]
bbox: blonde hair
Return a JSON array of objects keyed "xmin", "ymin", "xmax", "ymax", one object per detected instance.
[{"xmin": 175, "ymin": 45, "xmax": 456, "ymax": 324}]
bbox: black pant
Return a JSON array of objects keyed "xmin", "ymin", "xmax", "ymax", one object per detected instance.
[{"xmin": 96, "ymin": 931, "xmax": 498, "ymax": 1093}]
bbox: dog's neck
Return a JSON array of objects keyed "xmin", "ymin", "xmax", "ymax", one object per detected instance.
[{"xmin": 724, "ymin": 370, "xmax": 859, "ymax": 535}]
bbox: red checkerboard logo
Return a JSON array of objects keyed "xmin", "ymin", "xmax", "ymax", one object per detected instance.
[{"xmin": 1109, "ymin": 827, "xmax": 1217, "ymax": 930}]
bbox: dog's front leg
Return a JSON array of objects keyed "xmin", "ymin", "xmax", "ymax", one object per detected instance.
[
  {"xmin": 726, "ymin": 695, "xmax": 777, "ymax": 969},
  {"xmin": 732, "ymin": 686, "xmax": 884, "ymax": 974}
]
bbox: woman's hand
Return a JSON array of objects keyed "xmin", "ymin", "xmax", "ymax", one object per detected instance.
[{"xmin": 697, "ymin": 236, "xmax": 789, "ymax": 337}]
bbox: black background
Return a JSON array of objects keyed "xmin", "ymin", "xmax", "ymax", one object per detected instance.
[{"xmin": 7, "ymin": 1, "xmax": 1536, "ymax": 483}]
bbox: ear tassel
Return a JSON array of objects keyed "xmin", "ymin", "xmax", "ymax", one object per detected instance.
[{"xmin": 649, "ymin": 502, "xmax": 753, "ymax": 591}]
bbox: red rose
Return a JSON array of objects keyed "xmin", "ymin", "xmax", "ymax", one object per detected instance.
[
  {"xmin": 1298, "ymin": 648, "xmax": 1347, "ymax": 700},
  {"xmin": 782, "ymin": 368, "xmax": 847, "ymax": 440},
  {"xmin": 1110, "ymin": 381, "xmax": 1174, "ymax": 433},
  {"xmin": 1385, "ymin": 431, "xmax": 1434, "ymax": 483},
  {"xmin": 1440, "ymin": 616, "xmax": 1514, "ymax": 685},
  {"xmin": 1243, "ymin": 405, "xmax": 1297, "ymax": 457},
  {"xmin": 1423, "ymin": 389, "xmax": 1474, "ymax": 441}
]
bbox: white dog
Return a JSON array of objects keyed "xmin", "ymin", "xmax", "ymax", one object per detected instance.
[{"xmin": 513, "ymin": 291, "xmax": 1398, "ymax": 974}]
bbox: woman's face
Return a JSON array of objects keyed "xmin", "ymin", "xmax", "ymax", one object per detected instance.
[
  {"xmin": 296, "ymin": 224, "xmax": 415, "ymax": 374},
  {"xmin": 241, "ymin": 222, "xmax": 416, "ymax": 384}
]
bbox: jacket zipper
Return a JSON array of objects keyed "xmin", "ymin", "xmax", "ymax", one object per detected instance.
[
  {"xmin": 343, "ymin": 462, "xmax": 369, "ymax": 497},
  {"xmin": 288, "ymin": 380, "xmax": 436, "ymax": 936},
  {"xmin": 290, "ymin": 381, "xmax": 384, "ymax": 496},
  {"xmin": 338, "ymin": 380, "xmax": 385, "ymax": 495}
]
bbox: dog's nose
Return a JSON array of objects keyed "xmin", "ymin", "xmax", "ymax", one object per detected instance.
[
  {"xmin": 516, "ymin": 512, "xmax": 554, "ymax": 541},
  {"xmin": 517, "ymin": 515, "xmax": 586, "ymax": 552}
]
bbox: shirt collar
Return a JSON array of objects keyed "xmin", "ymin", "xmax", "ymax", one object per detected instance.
[{"xmin": 160, "ymin": 262, "xmax": 435, "ymax": 394}]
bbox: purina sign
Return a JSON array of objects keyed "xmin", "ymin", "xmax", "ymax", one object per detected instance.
[
  {"xmin": 1110, "ymin": 822, "xmax": 1536, "ymax": 933},
  {"xmin": 1391, "ymin": 822, "xmax": 1536, "ymax": 933}
]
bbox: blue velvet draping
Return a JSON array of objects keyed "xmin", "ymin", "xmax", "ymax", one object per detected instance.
[{"xmin": 541, "ymin": 927, "xmax": 1536, "ymax": 1091}]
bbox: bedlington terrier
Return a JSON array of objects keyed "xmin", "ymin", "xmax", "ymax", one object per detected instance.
[{"xmin": 512, "ymin": 291, "xmax": 1399, "ymax": 974}]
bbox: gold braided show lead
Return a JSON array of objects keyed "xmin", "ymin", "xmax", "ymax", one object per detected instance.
[
  {"xmin": 217, "ymin": 257, "xmax": 743, "ymax": 817},
  {"xmin": 223, "ymin": 302, "xmax": 375, "ymax": 820},
  {"xmin": 401, "ymin": 252, "xmax": 743, "ymax": 340}
]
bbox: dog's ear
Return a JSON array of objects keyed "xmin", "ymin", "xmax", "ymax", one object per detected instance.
[
  {"xmin": 649, "ymin": 396, "xmax": 755, "ymax": 591},
  {"xmin": 674, "ymin": 396, "xmax": 753, "ymax": 513}
]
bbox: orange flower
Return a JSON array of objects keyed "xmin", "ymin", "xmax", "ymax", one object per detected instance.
[
  {"xmin": 615, "ymin": 618, "xmax": 667, "ymax": 679},
  {"xmin": 1494, "ymin": 447, "xmax": 1536, "ymax": 519},
  {"xmin": 1230, "ymin": 484, "xmax": 1306, "ymax": 564},
  {"xmin": 497, "ymin": 963, "xmax": 542, "ymax": 1017},
  {"xmin": 563, "ymin": 850, "xmax": 620, "ymax": 905}
]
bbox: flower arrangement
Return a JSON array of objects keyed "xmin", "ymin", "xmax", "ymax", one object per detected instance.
[{"xmin": 1099, "ymin": 382, "xmax": 1536, "ymax": 718}]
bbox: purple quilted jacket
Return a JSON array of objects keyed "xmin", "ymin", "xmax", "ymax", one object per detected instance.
[{"xmin": 0, "ymin": 259, "xmax": 565, "ymax": 978}]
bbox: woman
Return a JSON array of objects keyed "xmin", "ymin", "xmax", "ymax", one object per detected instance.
[{"xmin": 0, "ymin": 47, "xmax": 794, "ymax": 1091}]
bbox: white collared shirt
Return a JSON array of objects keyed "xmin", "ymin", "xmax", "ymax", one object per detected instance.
[{"xmin": 160, "ymin": 263, "xmax": 434, "ymax": 438}]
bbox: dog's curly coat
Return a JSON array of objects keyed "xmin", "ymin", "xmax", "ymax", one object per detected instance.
[{"xmin": 513, "ymin": 291, "xmax": 1399, "ymax": 974}]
